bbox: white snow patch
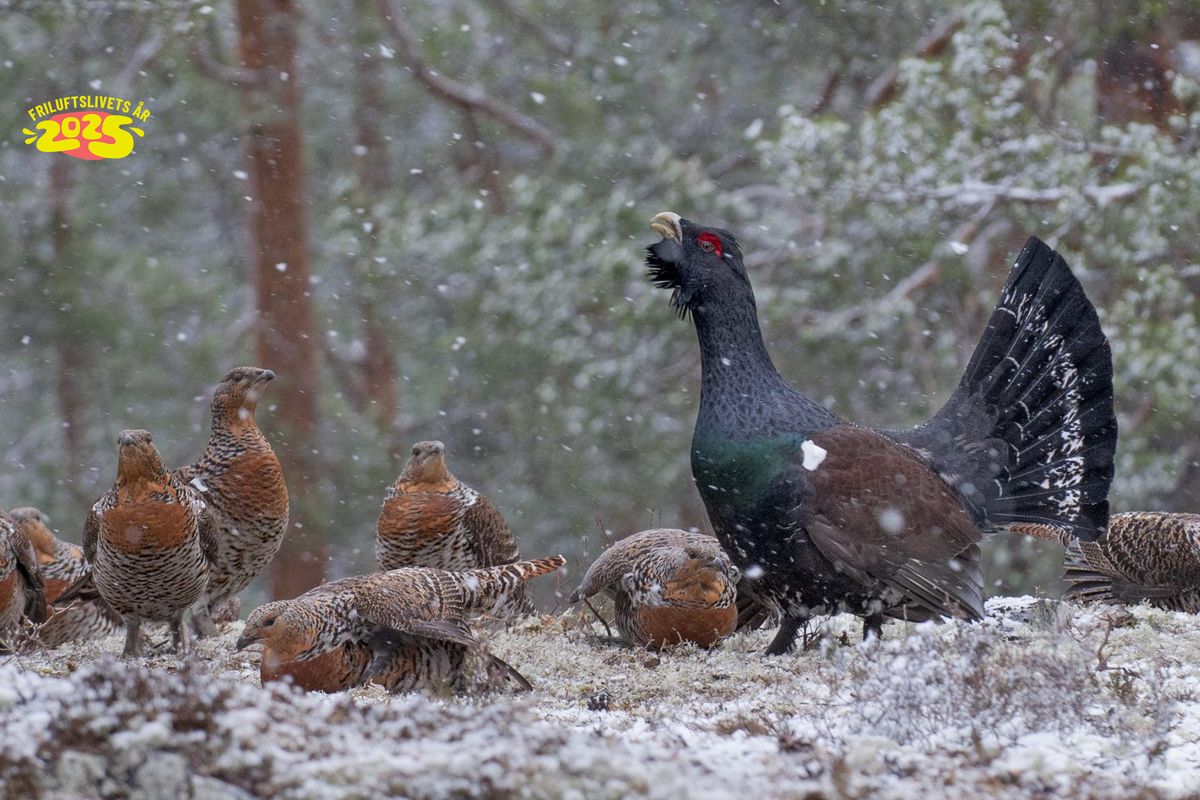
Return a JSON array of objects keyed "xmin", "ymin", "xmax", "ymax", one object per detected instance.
[
  {"xmin": 878, "ymin": 506, "xmax": 905, "ymax": 534},
  {"xmin": 801, "ymin": 439, "xmax": 827, "ymax": 471},
  {"xmin": 3, "ymin": 600, "xmax": 1200, "ymax": 798}
]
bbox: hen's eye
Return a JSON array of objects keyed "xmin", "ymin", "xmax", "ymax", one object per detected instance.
[{"xmin": 697, "ymin": 232, "xmax": 723, "ymax": 257}]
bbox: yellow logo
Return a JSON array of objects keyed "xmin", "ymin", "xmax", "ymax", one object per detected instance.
[{"xmin": 22, "ymin": 94, "xmax": 150, "ymax": 161}]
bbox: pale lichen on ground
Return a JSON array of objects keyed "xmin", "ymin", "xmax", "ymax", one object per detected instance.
[{"xmin": 2, "ymin": 597, "xmax": 1198, "ymax": 799}]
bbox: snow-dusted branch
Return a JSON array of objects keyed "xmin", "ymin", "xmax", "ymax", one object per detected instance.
[
  {"xmin": 881, "ymin": 180, "xmax": 1144, "ymax": 207},
  {"xmin": 791, "ymin": 200, "xmax": 999, "ymax": 334},
  {"xmin": 374, "ymin": 0, "xmax": 555, "ymax": 157},
  {"xmin": 867, "ymin": 14, "xmax": 964, "ymax": 109}
]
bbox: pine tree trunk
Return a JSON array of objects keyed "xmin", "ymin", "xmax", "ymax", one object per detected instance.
[
  {"xmin": 48, "ymin": 158, "xmax": 89, "ymax": 511},
  {"xmin": 236, "ymin": 0, "xmax": 327, "ymax": 599},
  {"xmin": 353, "ymin": 0, "xmax": 398, "ymax": 431}
]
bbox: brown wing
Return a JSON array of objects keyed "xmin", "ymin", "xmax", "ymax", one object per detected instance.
[
  {"xmin": 196, "ymin": 501, "xmax": 220, "ymax": 567},
  {"xmin": 462, "ymin": 494, "xmax": 520, "ymax": 567},
  {"xmin": 171, "ymin": 462, "xmax": 196, "ymax": 488},
  {"xmin": 81, "ymin": 495, "xmax": 110, "ymax": 564},
  {"xmin": 802, "ymin": 424, "xmax": 984, "ymax": 620},
  {"xmin": 348, "ymin": 571, "xmax": 469, "ymax": 638}
]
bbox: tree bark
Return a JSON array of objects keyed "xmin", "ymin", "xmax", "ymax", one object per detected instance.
[
  {"xmin": 48, "ymin": 158, "xmax": 90, "ymax": 511},
  {"xmin": 236, "ymin": 0, "xmax": 327, "ymax": 599},
  {"xmin": 353, "ymin": 0, "xmax": 399, "ymax": 431}
]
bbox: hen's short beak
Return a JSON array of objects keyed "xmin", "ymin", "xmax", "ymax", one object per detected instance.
[
  {"xmin": 650, "ymin": 211, "xmax": 683, "ymax": 244},
  {"xmin": 235, "ymin": 631, "xmax": 259, "ymax": 651}
]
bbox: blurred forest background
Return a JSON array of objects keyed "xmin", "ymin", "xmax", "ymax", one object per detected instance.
[{"xmin": 2, "ymin": 0, "xmax": 1199, "ymax": 607}]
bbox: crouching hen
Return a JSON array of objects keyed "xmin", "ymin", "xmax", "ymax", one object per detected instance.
[
  {"xmin": 0, "ymin": 510, "xmax": 46, "ymax": 649},
  {"xmin": 569, "ymin": 529, "xmax": 741, "ymax": 649},
  {"xmin": 10, "ymin": 507, "xmax": 120, "ymax": 648},
  {"xmin": 646, "ymin": 212, "xmax": 1117, "ymax": 652},
  {"xmin": 1057, "ymin": 512, "xmax": 1200, "ymax": 611},
  {"xmin": 237, "ymin": 556, "xmax": 565, "ymax": 693},
  {"xmin": 60, "ymin": 430, "xmax": 218, "ymax": 657}
]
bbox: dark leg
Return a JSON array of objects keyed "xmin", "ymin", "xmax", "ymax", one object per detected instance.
[
  {"xmin": 862, "ymin": 613, "xmax": 884, "ymax": 642},
  {"xmin": 765, "ymin": 615, "xmax": 803, "ymax": 656},
  {"xmin": 189, "ymin": 600, "xmax": 219, "ymax": 638},
  {"xmin": 171, "ymin": 614, "xmax": 190, "ymax": 656},
  {"xmin": 122, "ymin": 615, "xmax": 143, "ymax": 658}
]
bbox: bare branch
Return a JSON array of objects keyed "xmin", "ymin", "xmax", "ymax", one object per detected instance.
[
  {"xmin": 792, "ymin": 199, "xmax": 999, "ymax": 334},
  {"xmin": 809, "ymin": 68, "xmax": 842, "ymax": 116},
  {"xmin": 188, "ymin": 17, "xmax": 264, "ymax": 87},
  {"xmin": 488, "ymin": 0, "xmax": 573, "ymax": 57},
  {"xmin": 867, "ymin": 14, "xmax": 964, "ymax": 109},
  {"xmin": 115, "ymin": 27, "xmax": 167, "ymax": 90},
  {"xmin": 880, "ymin": 180, "xmax": 1144, "ymax": 207},
  {"xmin": 374, "ymin": 0, "xmax": 555, "ymax": 157}
]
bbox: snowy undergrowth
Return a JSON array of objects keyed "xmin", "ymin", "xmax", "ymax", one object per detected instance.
[{"xmin": 1, "ymin": 597, "xmax": 1198, "ymax": 799}]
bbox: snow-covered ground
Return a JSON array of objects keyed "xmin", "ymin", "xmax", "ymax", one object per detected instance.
[{"xmin": 2, "ymin": 597, "xmax": 1198, "ymax": 799}]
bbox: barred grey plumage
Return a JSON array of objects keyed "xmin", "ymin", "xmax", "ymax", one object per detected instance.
[
  {"xmin": 238, "ymin": 556, "xmax": 565, "ymax": 693},
  {"xmin": 1062, "ymin": 512, "xmax": 1200, "ymax": 611},
  {"xmin": 570, "ymin": 529, "xmax": 740, "ymax": 648}
]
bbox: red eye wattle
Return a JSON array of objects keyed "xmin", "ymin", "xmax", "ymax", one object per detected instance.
[{"xmin": 697, "ymin": 232, "xmax": 723, "ymax": 257}]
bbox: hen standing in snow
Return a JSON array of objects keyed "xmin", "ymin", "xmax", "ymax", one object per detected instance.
[
  {"xmin": 376, "ymin": 441, "xmax": 529, "ymax": 616},
  {"xmin": 569, "ymin": 529, "xmax": 741, "ymax": 649},
  {"xmin": 237, "ymin": 557, "xmax": 566, "ymax": 693},
  {"xmin": 1057, "ymin": 512, "xmax": 1200, "ymax": 611},
  {"xmin": 9, "ymin": 507, "xmax": 119, "ymax": 648},
  {"xmin": 0, "ymin": 510, "xmax": 46, "ymax": 648},
  {"xmin": 175, "ymin": 367, "xmax": 288, "ymax": 636},
  {"xmin": 63, "ymin": 430, "xmax": 218, "ymax": 657},
  {"xmin": 646, "ymin": 212, "xmax": 1117, "ymax": 652}
]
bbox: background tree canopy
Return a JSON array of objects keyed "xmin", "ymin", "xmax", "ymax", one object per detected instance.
[{"xmin": 1, "ymin": 0, "xmax": 1198, "ymax": 604}]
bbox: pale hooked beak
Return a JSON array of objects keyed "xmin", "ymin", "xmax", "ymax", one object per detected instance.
[{"xmin": 650, "ymin": 211, "xmax": 683, "ymax": 244}]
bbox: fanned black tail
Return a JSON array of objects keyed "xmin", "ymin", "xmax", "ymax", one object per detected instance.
[{"xmin": 894, "ymin": 237, "xmax": 1117, "ymax": 542}]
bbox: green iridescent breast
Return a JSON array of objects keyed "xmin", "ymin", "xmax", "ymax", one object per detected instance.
[{"xmin": 691, "ymin": 432, "xmax": 808, "ymax": 510}]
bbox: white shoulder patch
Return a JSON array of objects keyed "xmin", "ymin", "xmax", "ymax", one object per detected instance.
[
  {"xmin": 190, "ymin": 476, "xmax": 209, "ymax": 493},
  {"xmin": 801, "ymin": 440, "xmax": 827, "ymax": 471}
]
